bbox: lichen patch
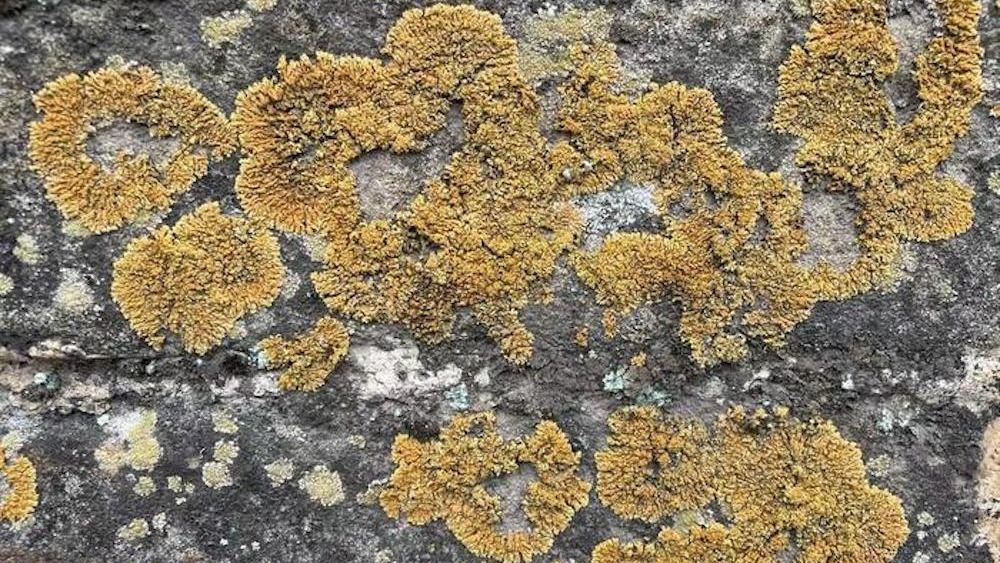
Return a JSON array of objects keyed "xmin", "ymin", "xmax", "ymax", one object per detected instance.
[
  {"xmin": 592, "ymin": 406, "xmax": 909, "ymax": 562},
  {"xmin": 264, "ymin": 458, "xmax": 295, "ymax": 487},
  {"xmin": 298, "ymin": 465, "xmax": 344, "ymax": 507},
  {"xmin": 28, "ymin": 66, "xmax": 235, "ymax": 233},
  {"xmin": 380, "ymin": 412, "xmax": 590, "ymax": 562},
  {"xmin": 111, "ymin": 202, "xmax": 284, "ymax": 354},
  {"xmin": 52, "ymin": 268, "xmax": 95, "ymax": 315},
  {"xmin": 94, "ymin": 409, "xmax": 161, "ymax": 475}
]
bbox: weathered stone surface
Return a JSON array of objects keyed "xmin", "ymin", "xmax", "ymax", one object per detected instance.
[{"xmin": 0, "ymin": 0, "xmax": 998, "ymax": 561}]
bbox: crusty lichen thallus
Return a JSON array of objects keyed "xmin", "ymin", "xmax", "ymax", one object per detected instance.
[
  {"xmin": 558, "ymin": 0, "xmax": 981, "ymax": 366},
  {"xmin": 592, "ymin": 406, "xmax": 909, "ymax": 562},
  {"xmin": 32, "ymin": 0, "xmax": 984, "ymax": 368},
  {"xmin": 380, "ymin": 412, "xmax": 590, "ymax": 562},
  {"xmin": 111, "ymin": 202, "xmax": 284, "ymax": 354},
  {"xmin": 28, "ymin": 65, "xmax": 235, "ymax": 233},
  {"xmin": 236, "ymin": 4, "xmax": 580, "ymax": 365},
  {"xmin": 258, "ymin": 316, "xmax": 349, "ymax": 392},
  {"xmin": 0, "ymin": 445, "xmax": 39, "ymax": 524}
]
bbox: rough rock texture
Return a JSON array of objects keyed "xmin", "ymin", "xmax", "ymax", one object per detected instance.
[{"xmin": 0, "ymin": 0, "xmax": 998, "ymax": 562}]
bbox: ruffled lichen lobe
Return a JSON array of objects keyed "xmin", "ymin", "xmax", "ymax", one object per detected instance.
[
  {"xmin": 592, "ymin": 406, "xmax": 909, "ymax": 562},
  {"xmin": 258, "ymin": 316, "xmax": 350, "ymax": 392},
  {"xmin": 236, "ymin": 4, "xmax": 580, "ymax": 364},
  {"xmin": 0, "ymin": 445, "xmax": 39, "ymax": 524},
  {"xmin": 558, "ymin": 0, "xmax": 982, "ymax": 366},
  {"xmin": 28, "ymin": 65, "xmax": 235, "ymax": 233},
  {"xmin": 111, "ymin": 202, "xmax": 284, "ymax": 354},
  {"xmin": 772, "ymin": 0, "xmax": 983, "ymax": 299},
  {"xmin": 379, "ymin": 412, "xmax": 591, "ymax": 562}
]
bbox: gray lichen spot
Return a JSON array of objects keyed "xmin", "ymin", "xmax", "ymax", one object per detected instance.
[
  {"xmin": 574, "ymin": 182, "xmax": 661, "ymax": 251},
  {"xmin": 484, "ymin": 464, "xmax": 537, "ymax": 533},
  {"xmin": 797, "ymin": 190, "xmax": 861, "ymax": 271},
  {"xmin": 85, "ymin": 120, "xmax": 181, "ymax": 172},
  {"xmin": 350, "ymin": 105, "xmax": 463, "ymax": 221}
]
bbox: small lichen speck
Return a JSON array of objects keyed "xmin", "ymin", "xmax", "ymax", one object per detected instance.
[
  {"xmin": 133, "ymin": 475, "xmax": 156, "ymax": 497},
  {"xmin": 265, "ymin": 458, "xmax": 295, "ymax": 488},
  {"xmin": 0, "ymin": 274, "xmax": 12, "ymax": 297},
  {"xmin": 166, "ymin": 475, "xmax": 183, "ymax": 493},
  {"xmin": 445, "ymin": 383, "xmax": 470, "ymax": 411},
  {"xmin": 212, "ymin": 440, "xmax": 239, "ymax": 464},
  {"xmin": 13, "ymin": 234, "xmax": 41, "ymax": 265},
  {"xmin": 298, "ymin": 465, "xmax": 344, "ymax": 507},
  {"xmin": 53, "ymin": 268, "xmax": 95, "ymax": 315},
  {"xmin": 212, "ymin": 412, "xmax": 239, "ymax": 434},
  {"xmin": 200, "ymin": 11, "xmax": 252, "ymax": 48},
  {"xmin": 202, "ymin": 461, "xmax": 233, "ymax": 489},
  {"xmin": 117, "ymin": 518, "xmax": 150, "ymax": 542}
]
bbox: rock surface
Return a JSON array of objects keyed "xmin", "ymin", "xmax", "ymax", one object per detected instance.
[{"xmin": 0, "ymin": 0, "xmax": 998, "ymax": 561}]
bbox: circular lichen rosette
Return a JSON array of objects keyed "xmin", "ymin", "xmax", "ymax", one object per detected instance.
[
  {"xmin": 234, "ymin": 4, "xmax": 582, "ymax": 365},
  {"xmin": 592, "ymin": 406, "xmax": 909, "ymax": 563},
  {"xmin": 111, "ymin": 202, "xmax": 284, "ymax": 354},
  {"xmin": 28, "ymin": 64, "xmax": 236, "ymax": 233},
  {"xmin": 379, "ymin": 412, "xmax": 591, "ymax": 562}
]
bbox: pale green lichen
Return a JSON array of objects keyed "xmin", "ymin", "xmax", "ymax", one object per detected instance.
[
  {"xmin": 52, "ymin": 268, "xmax": 94, "ymax": 315},
  {"xmin": 212, "ymin": 440, "xmax": 239, "ymax": 464},
  {"xmin": 12, "ymin": 234, "xmax": 40, "ymax": 265},
  {"xmin": 298, "ymin": 465, "xmax": 344, "ymax": 507},
  {"xmin": 264, "ymin": 458, "xmax": 295, "ymax": 487},
  {"xmin": 0, "ymin": 274, "xmax": 12, "ymax": 297},
  {"xmin": 211, "ymin": 412, "xmax": 239, "ymax": 435},
  {"xmin": 94, "ymin": 410, "xmax": 161, "ymax": 475},
  {"xmin": 132, "ymin": 475, "xmax": 156, "ymax": 497},
  {"xmin": 116, "ymin": 518, "xmax": 150, "ymax": 542},
  {"xmin": 200, "ymin": 11, "xmax": 252, "ymax": 48},
  {"xmin": 201, "ymin": 461, "xmax": 232, "ymax": 489}
]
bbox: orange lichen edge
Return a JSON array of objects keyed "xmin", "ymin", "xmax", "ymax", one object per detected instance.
[
  {"xmin": 111, "ymin": 202, "xmax": 284, "ymax": 354},
  {"xmin": 28, "ymin": 65, "xmax": 236, "ymax": 233},
  {"xmin": 773, "ymin": 0, "xmax": 983, "ymax": 299},
  {"xmin": 556, "ymin": 0, "xmax": 982, "ymax": 366},
  {"xmin": 379, "ymin": 412, "xmax": 591, "ymax": 562},
  {"xmin": 258, "ymin": 316, "xmax": 350, "ymax": 391},
  {"xmin": 234, "ymin": 4, "xmax": 581, "ymax": 364},
  {"xmin": 592, "ymin": 406, "xmax": 909, "ymax": 562},
  {"xmin": 554, "ymin": 39, "xmax": 812, "ymax": 366},
  {"xmin": 0, "ymin": 445, "xmax": 39, "ymax": 524}
]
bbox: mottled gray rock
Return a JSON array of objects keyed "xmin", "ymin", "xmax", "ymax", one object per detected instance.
[{"xmin": 0, "ymin": 1, "xmax": 999, "ymax": 562}]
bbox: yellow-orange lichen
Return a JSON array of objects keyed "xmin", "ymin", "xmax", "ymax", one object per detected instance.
[
  {"xmin": 592, "ymin": 406, "xmax": 909, "ymax": 562},
  {"xmin": 111, "ymin": 202, "xmax": 284, "ymax": 354},
  {"xmin": 554, "ymin": 0, "xmax": 982, "ymax": 366},
  {"xmin": 0, "ymin": 445, "xmax": 39, "ymax": 524},
  {"xmin": 28, "ymin": 65, "xmax": 235, "ymax": 233},
  {"xmin": 28, "ymin": 1, "xmax": 985, "ymax": 369},
  {"xmin": 235, "ymin": 4, "xmax": 581, "ymax": 364},
  {"xmin": 258, "ymin": 316, "xmax": 350, "ymax": 391},
  {"xmin": 380, "ymin": 412, "xmax": 590, "ymax": 562},
  {"xmin": 555, "ymin": 41, "xmax": 813, "ymax": 366},
  {"xmin": 773, "ymin": 0, "xmax": 983, "ymax": 300}
]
